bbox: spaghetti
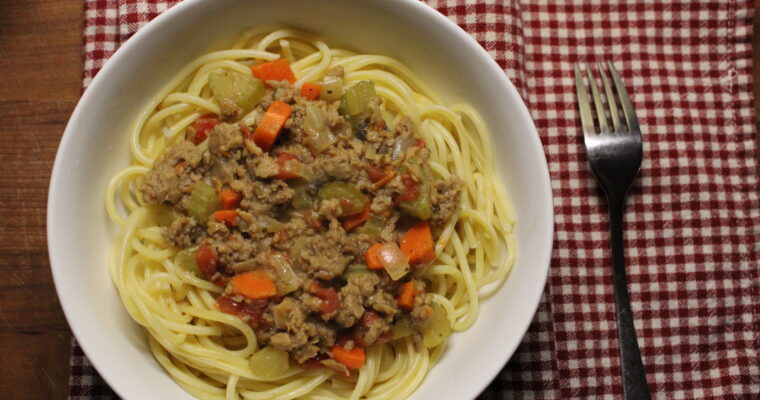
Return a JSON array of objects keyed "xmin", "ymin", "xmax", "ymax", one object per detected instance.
[{"xmin": 106, "ymin": 29, "xmax": 516, "ymax": 400}]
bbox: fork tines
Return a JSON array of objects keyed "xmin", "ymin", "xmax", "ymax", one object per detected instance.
[{"xmin": 574, "ymin": 62, "xmax": 639, "ymax": 135}]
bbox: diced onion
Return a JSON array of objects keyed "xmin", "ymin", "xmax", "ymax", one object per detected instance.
[
  {"xmin": 377, "ymin": 243, "xmax": 409, "ymax": 280},
  {"xmin": 422, "ymin": 303, "xmax": 451, "ymax": 348},
  {"xmin": 270, "ymin": 253, "xmax": 302, "ymax": 294},
  {"xmin": 391, "ymin": 137, "xmax": 417, "ymax": 161},
  {"xmin": 303, "ymin": 104, "xmax": 336, "ymax": 153},
  {"xmin": 320, "ymin": 76, "xmax": 344, "ymax": 101},
  {"xmin": 257, "ymin": 215, "xmax": 284, "ymax": 233},
  {"xmin": 249, "ymin": 346, "xmax": 290, "ymax": 379},
  {"xmin": 392, "ymin": 317, "xmax": 413, "ymax": 340}
]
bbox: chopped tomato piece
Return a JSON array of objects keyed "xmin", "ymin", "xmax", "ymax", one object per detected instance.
[
  {"xmin": 394, "ymin": 174, "xmax": 420, "ymax": 204},
  {"xmin": 192, "ymin": 115, "xmax": 219, "ymax": 144},
  {"xmin": 360, "ymin": 311, "xmax": 379, "ymax": 327},
  {"xmin": 216, "ymin": 295, "xmax": 267, "ymax": 325},
  {"xmin": 195, "ymin": 244, "xmax": 218, "ymax": 278},
  {"xmin": 308, "ymin": 282, "xmax": 340, "ymax": 314},
  {"xmin": 375, "ymin": 329, "xmax": 394, "ymax": 345}
]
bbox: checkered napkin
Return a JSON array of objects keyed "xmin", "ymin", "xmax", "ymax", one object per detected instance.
[{"xmin": 71, "ymin": 0, "xmax": 759, "ymax": 399}]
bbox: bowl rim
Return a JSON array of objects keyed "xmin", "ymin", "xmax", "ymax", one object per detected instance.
[{"xmin": 48, "ymin": 0, "xmax": 554, "ymax": 398}]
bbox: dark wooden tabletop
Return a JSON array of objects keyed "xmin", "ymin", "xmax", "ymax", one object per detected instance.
[{"xmin": 0, "ymin": 1, "xmax": 756, "ymax": 399}]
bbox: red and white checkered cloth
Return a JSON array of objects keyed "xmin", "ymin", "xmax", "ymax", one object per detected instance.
[{"xmin": 70, "ymin": 0, "xmax": 759, "ymax": 399}]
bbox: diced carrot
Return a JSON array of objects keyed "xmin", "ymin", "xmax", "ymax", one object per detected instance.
[
  {"xmin": 193, "ymin": 115, "xmax": 219, "ymax": 144},
  {"xmin": 399, "ymin": 221, "xmax": 436, "ymax": 264},
  {"xmin": 276, "ymin": 152, "xmax": 300, "ymax": 180},
  {"xmin": 365, "ymin": 243, "xmax": 384, "ymax": 270},
  {"xmin": 231, "ymin": 271, "xmax": 277, "ymax": 300},
  {"xmin": 213, "ymin": 210, "xmax": 238, "ymax": 226},
  {"xmin": 253, "ymin": 100, "xmax": 291, "ymax": 152},
  {"xmin": 397, "ymin": 282, "xmax": 419, "ymax": 310},
  {"xmin": 365, "ymin": 164, "xmax": 387, "ymax": 183},
  {"xmin": 300, "ymin": 82, "xmax": 322, "ymax": 100},
  {"xmin": 196, "ymin": 244, "xmax": 218, "ymax": 278},
  {"xmin": 371, "ymin": 169, "xmax": 396, "ymax": 191},
  {"xmin": 331, "ymin": 344, "xmax": 366, "ymax": 369},
  {"xmin": 251, "ymin": 59, "xmax": 296, "ymax": 84},
  {"xmin": 219, "ymin": 189, "xmax": 242, "ymax": 209},
  {"xmin": 174, "ymin": 161, "xmax": 187, "ymax": 175},
  {"xmin": 415, "ymin": 138, "xmax": 426, "ymax": 148},
  {"xmin": 341, "ymin": 203, "xmax": 370, "ymax": 231},
  {"xmin": 308, "ymin": 281, "xmax": 340, "ymax": 314}
]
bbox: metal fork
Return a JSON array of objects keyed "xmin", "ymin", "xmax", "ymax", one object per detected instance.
[{"xmin": 573, "ymin": 62, "xmax": 651, "ymax": 399}]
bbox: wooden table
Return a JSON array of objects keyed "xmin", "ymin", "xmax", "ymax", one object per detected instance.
[
  {"xmin": 0, "ymin": 1, "xmax": 82, "ymax": 399},
  {"xmin": 0, "ymin": 1, "xmax": 756, "ymax": 399}
]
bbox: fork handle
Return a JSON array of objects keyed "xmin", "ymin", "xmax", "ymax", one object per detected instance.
[{"xmin": 607, "ymin": 194, "xmax": 652, "ymax": 400}]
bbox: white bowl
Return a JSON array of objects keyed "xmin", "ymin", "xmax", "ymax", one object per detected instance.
[{"xmin": 48, "ymin": 0, "xmax": 553, "ymax": 399}]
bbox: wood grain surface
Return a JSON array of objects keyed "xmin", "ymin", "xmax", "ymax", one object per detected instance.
[
  {"xmin": 0, "ymin": 1, "xmax": 82, "ymax": 399},
  {"xmin": 0, "ymin": 1, "xmax": 755, "ymax": 399}
]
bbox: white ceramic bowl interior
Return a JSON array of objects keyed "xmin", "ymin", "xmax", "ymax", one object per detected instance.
[{"xmin": 48, "ymin": 0, "xmax": 553, "ymax": 399}]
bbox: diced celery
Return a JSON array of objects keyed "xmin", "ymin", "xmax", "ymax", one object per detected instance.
[
  {"xmin": 392, "ymin": 317, "xmax": 413, "ymax": 340},
  {"xmin": 422, "ymin": 303, "xmax": 451, "ymax": 348},
  {"xmin": 358, "ymin": 214, "xmax": 385, "ymax": 238},
  {"xmin": 208, "ymin": 69, "xmax": 265, "ymax": 110},
  {"xmin": 257, "ymin": 215, "xmax": 284, "ymax": 233},
  {"xmin": 188, "ymin": 181, "xmax": 219, "ymax": 223},
  {"xmin": 341, "ymin": 263, "xmax": 371, "ymax": 281},
  {"xmin": 399, "ymin": 182, "xmax": 432, "ymax": 220},
  {"xmin": 317, "ymin": 182, "xmax": 368, "ymax": 215},
  {"xmin": 342, "ymin": 80, "xmax": 375, "ymax": 116},
  {"xmin": 175, "ymin": 246, "xmax": 200, "ymax": 276},
  {"xmin": 249, "ymin": 346, "xmax": 290, "ymax": 379},
  {"xmin": 151, "ymin": 204, "xmax": 174, "ymax": 227},
  {"xmin": 290, "ymin": 181, "xmax": 313, "ymax": 210},
  {"xmin": 320, "ymin": 76, "xmax": 344, "ymax": 101}
]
